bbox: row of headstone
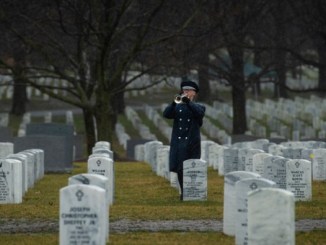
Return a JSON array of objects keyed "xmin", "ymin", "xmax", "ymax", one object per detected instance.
[
  {"xmin": 0, "ymin": 142, "xmax": 44, "ymax": 204},
  {"xmin": 115, "ymin": 123, "xmax": 130, "ymax": 149},
  {"xmin": 204, "ymin": 138, "xmax": 316, "ymax": 201},
  {"xmin": 17, "ymin": 111, "xmax": 75, "ymax": 136},
  {"xmin": 139, "ymin": 140, "xmax": 208, "ymax": 201},
  {"xmin": 245, "ymin": 95, "xmax": 326, "ymax": 140},
  {"xmin": 124, "ymin": 106, "xmax": 157, "ymax": 140},
  {"xmin": 60, "ymin": 141, "xmax": 113, "ymax": 245},
  {"xmin": 223, "ymin": 171, "xmax": 295, "ymax": 245}
]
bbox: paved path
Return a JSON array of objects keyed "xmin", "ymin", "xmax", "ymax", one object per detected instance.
[{"xmin": 1, "ymin": 219, "xmax": 326, "ymax": 233}]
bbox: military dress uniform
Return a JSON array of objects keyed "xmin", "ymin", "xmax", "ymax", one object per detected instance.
[{"xmin": 163, "ymin": 99, "xmax": 205, "ymax": 197}]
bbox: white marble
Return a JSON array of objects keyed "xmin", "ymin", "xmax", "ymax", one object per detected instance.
[
  {"xmin": 223, "ymin": 171, "xmax": 261, "ymax": 236},
  {"xmin": 248, "ymin": 188, "xmax": 295, "ymax": 245},
  {"xmin": 183, "ymin": 159, "xmax": 207, "ymax": 201},
  {"xmin": 235, "ymin": 178, "xmax": 276, "ymax": 245},
  {"xmin": 59, "ymin": 184, "xmax": 107, "ymax": 245},
  {"xmin": 88, "ymin": 156, "xmax": 114, "ymax": 205},
  {"xmin": 286, "ymin": 159, "xmax": 312, "ymax": 201}
]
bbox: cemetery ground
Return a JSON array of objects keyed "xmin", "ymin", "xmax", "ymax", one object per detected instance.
[
  {"xmin": 0, "ymin": 161, "xmax": 326, "ymax": 244},
  {"xmin": 2, "ymin": 91, "xmax": 326, "ymax": 244}
]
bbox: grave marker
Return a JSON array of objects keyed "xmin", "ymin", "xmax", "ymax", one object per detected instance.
[
  {"xmin": 59, "ymin": 184, "xmax": 107, "ymax": 245},
  {"xmin": 183, "ymin": 159, "xmax": 207, "ymax": 201},
  {"xmin": 247, "ymin": 188, "xmax": 295, "ymax": 245},
  {"xmin": 286, "ymin": 159, "xmax": 312, "ymax": 201}
]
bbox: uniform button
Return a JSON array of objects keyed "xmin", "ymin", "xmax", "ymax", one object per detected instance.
[
  {"xmin": 179, "ymin": 109, "xmax": 182, "ymax": 112},
  {"xmin": 179, "ymin": 118, "xmax": 182, "ymax": 121},
  {"xmin": 178, "ymin": 137, "xmax": 181, "ymax": 139},
  {"xmin": 186, "ymin": 128, "xmax": 188, "ymax": 130},
  {"xmin": 187, "ymin": 119, "xmax": 191, "ymax": 122},
  {"xmin": 185, "ymin": 137, "xmax": 188, "ymax": 140},
  {"xmin": 179, "ymin": 127, "xmax": 182, "ymax": 130}
]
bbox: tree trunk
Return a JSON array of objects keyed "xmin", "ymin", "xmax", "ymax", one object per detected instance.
[
  {"xmin": 11, "ymin": 53, "xmax": 28, "ymax": 116},
  {"xmin": 197, "ymin": 46, "xmax": 211, "ymax": 103},
  {"xmin": 82, "ymin": 108, "xmax": 96, "ymax": 155},
  {"xmin": 229, "ymin": 47, "xmax": 247, "ymax": 134},
  {"xmin": 11, "ymin": 74, "xmax": 27, "ymax": 115}
]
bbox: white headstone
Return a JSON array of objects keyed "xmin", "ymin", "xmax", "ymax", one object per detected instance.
[
  {"xmin": 0, "ymin": 158, "xmax": 23, "ymax": 203},
  {"xmin": 59, "ymin": 184, "xmax": 107, "ymax": 245},
  {"xmin": 6, "ymin": 153, "xmax": 28, "ymax": 194},
  {"xmin": 247, "ymin": 188, "xmax": 295, "ymax": 245},
  {"xmin": 312, "ymin": 148, "xmax": 326, "ymax": 180},
  {"xmin": 223, "ymin": 148, "xmax": 239, "ymax": 175},
  {"xmin": 244, "ymin": 149, "xmax": 264, "ymax": 172},
  {"xmin": 223, "ymin": 171, "xmax": 261, "ymax": 236},
  {"xmin": 87, "ymin": 156, "xmax": 114, "ymax": 205},
  {"xmin": 0, "ymin": 142, "xmax": 13, "ymax": 158},
  {"xmin": 183, "ymin": 159, "xmax": 207, "ymax": 201},
  {"xmin": 286, "ymin": 159, "xmax": 312, "ymax": 201},
  {"xmin": 235, "ymin": 178, "xmax": 276, "ymax": 245},
  {"xmin": 252, "ymin": 153, "xmax": 272, "ymax": 175}
]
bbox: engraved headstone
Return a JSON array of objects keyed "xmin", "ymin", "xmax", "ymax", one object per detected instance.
[
  {"xmin": 156, "ymin": 145, "xmax": 170, "ymax": 178},
  {"xmin": 6, "ymin": 153, "xmax": 28, "ymax": 194},
  {"xmin": 87, "ymin": 156, "xmax": 114, "ymax": 205},
  {"xmin": 144, "ymin": 141, "xmax": 163, "ymax": 172},
  {"xmin": 183, "ymin": 159, "xmax": 207, "ymax": 201},
  {"xmin": 223, "ymin": 171, "xmax": 261, "ymax": 236},
  {"xmin": 235, "ymin": 178, "xmax": 276, "ymax": 245},
  {"xmin": 69, "ymin": 173, "xmax": 110, "ymax": 205},
  {"xmin": 223, "ymin": 148, "xmax": 239, "ymax": 175},
  {"xmin": 252, "ymin": 153, "xmax": 272, "ymax": 175},
  {"xmin": 247, "ymin": 188, "xmax": 295, "ymax": 245},
  {"xmin": 0, "ymin": 158, "xmax": 23, "ymax": 203},
  {"xmin": 59, "ymin": 184, "xmax": 107, "ymax": 245},
  {"xmin": 286, "ymin": 159, "xmax": 312, "ymax": 201},
  {"xmin": 244, "ymin": 149, "xmax": 264, "ymax": 172},
  {"xmin": 312, "ymin": 148, "xmax": 326, "ymax": 180}
]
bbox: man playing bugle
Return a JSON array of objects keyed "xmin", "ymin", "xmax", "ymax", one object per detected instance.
[{"xmin": 163, "ymin": 80, "xmax": 206, "ymax": 200}]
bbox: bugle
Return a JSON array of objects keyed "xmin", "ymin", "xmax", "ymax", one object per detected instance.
[{"xmin": 174, "ymin": 94, "xmax": 186, "ymax": 104}]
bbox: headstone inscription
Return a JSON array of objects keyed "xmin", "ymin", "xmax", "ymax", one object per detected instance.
[
  {"xmin": 59, "ymin": 184, "xmax": 107, "ymax": 245},
  {"xmin": 6, "ymin": 153, "xmax": 28, "ymax": 194},
  {"xmin": 235, "ymin": 178, "xmax": 276, "ymax": 245},
  {"xmin": 223, "ymin": 148, "xmax": 239, "ymax": 175},
  {"xmin": 68, "ymin": 173, "xmax": 110, "ymax": 205},
  {"xmin": 244, "ymin": 149, "xmax": 264, "ymax": 172},
  {"xmin": 252, "ymin": 152, "xmax": 272, "ymax": 175},
  {"xmin": 223, "ymin": 171, "xmax": 261, "ymax": 236},
  {"xmin": 247, "ymin": 188, "xmax": 295, "ymax": 245},
  {"xmin": 286, "ymin": 159, "xmax": 312, "ymax": 201},
  {"xmin": 183, "ymin": 159, "xmax": 207, "ymax": 201},
  {"xmin": 0, "ymin": 158, "xmax": 23, "ymax": 204},
  {"xmin": 265, "ymin": 157, "xmax": 289, "ymax": 189},
  {"xmin": 87, "ymin": 156, "xmax": 114, "ymax": 205}
]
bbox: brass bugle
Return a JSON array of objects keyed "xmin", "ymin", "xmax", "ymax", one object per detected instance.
[{"xmin": 174, "ymin": 94, "xmax": 186, "ymax": 104}]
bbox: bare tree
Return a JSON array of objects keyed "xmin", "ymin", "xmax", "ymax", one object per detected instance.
[{"xmin": 0, "ymin": 0, "xmax": 202, "ymax": 153}]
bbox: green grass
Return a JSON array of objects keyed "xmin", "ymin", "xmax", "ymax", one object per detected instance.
[{"xmin": 0, "ymin": 161, "xmax": 325, "ymax": 244}]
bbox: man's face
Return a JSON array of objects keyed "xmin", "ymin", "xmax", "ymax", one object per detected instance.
[{"xmin": 182, "ymin": 89, "xmax": 196, "ymax": 100}]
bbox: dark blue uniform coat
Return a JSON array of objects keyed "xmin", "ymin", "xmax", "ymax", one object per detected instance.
[{"xmin": 163, "ymin": 101, "xmax": 205, "ymax": 173}]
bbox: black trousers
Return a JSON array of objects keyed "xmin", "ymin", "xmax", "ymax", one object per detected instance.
[{"xmin": 177, "ymin": 170, "xmax": 183, "ymax": 194}]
